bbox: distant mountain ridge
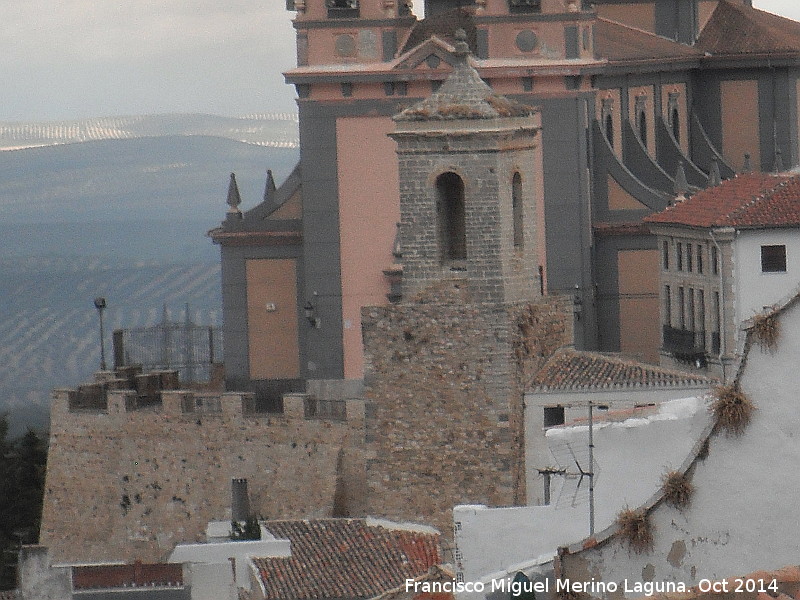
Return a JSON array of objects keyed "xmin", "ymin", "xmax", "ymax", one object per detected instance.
[
  {"xmin": 0, "ymin": 135, "xmax": 298, "ymax": 223},
  {"xmin": 0, "ymin": 113, "xmax": 299, "ymax": 151}
]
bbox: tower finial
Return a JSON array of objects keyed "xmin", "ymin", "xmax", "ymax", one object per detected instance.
[{"xmin": 453, "ymin": 29, "xmax": 470, "ymax": 59}]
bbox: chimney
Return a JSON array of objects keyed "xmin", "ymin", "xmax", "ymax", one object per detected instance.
[{"xmin": 231, "ymin": 478, "xmax": 250, "ymax": 522}]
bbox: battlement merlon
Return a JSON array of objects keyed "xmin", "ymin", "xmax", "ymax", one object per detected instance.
[{"xmin": 50, "ymin": 387, "xmax": 365, "ymax": 424}]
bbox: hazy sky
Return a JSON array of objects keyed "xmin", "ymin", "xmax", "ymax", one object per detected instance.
[{"xmin": 1, "ymin": 0, "xmax": 799, "ymax": 122}]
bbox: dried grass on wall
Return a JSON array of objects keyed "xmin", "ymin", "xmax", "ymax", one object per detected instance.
[{"xmin": 616, "ymin": 508, "xmax": 653, "ymax": 553}]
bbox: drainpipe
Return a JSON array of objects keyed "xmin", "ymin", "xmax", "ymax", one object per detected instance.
[
  {"xmin": 710, "ymin": 228, "xmax": 727, "ymax": 381},
  {"xmin": 588, "ymin": 401, "xmax": 595, "ymax": 537}
]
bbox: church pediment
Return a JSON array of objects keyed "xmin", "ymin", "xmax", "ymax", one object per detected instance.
[{"xmin": 393, "ymin": 37, "xmax": 459, "ymax": 71}]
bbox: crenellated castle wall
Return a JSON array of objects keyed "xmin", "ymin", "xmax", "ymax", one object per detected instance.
[
  {"xmin": 40, "ymin": 388, "xmax": 366, "ymax": 563},
  {"xmin": 41, "ymin": 292, "xmax": 572, "ymax": 563}
]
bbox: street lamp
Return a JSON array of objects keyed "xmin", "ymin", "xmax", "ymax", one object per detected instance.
[{"xmin": 94, "ymin": 297, "xmax": 107, "ymax": 371}]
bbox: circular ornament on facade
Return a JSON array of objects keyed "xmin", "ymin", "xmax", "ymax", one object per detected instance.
[
  {"xmin": 515, "ymin": 30, "xmax": 538, "ymax": 53},
  {"xmin": 335, "ymin": 34, "xmax": 357, "ymax": 58}
]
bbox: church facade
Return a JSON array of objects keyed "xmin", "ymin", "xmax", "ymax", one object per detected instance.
[{"xmin": 211, "ymin": 0, "xmax": 800, "ymax": 402}]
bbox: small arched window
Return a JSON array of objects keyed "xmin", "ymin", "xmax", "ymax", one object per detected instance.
[
  {"xmin": 671, "ymin": 107, "xmax": 680, "ymax": 142},
  {"xmin": 638, "ymin": 109, "xmax": 648, "ymax": 148},
  {"xmin": 601, "ymin": 98, "xmax": 614, "ymax": 148},
  {"xmin": 605, "ymin": 113, "xmax": 614, "ymax": 147},
  {"xmin": 436, "ymin": 172, "xmax": 466, "ymax": 263},
  {"xmin": 667, "ymin": 92, "xmax": 681, "ymax": 143},
  {"xmin": 512, "ymin": 172, "xmax": 523, "ymax": 249}
]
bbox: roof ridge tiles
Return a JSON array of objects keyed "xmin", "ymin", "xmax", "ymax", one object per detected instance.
[
  {"xmin": 645, "ymin": 173, "xmax": 800, "ymax": 229},
  {"xmin": 529, "ymin": 348, "xmax": 715, "ymax": 392},
  {"xmin": 722, "ymin": 175, "xmax": 794, "ymax": 223},
  {"xmin": 597, "ymin": 16, "xmax": 687, "ymax": 42}
]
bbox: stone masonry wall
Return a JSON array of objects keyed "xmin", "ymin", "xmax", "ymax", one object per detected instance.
[
  {"xmin": 40, "ymin": 391, "xmax": 366, "ymax": 563},
  {"xmin": 394, "ymin": 124, "xmax": 541, "ymax": 307},
  {"xmin": 41, "ymin": 289, "xmax": 569, "ymax": 563},
  {"xmin": 361, "ymin": 285, "xmax": 572, "ymax": 535}
]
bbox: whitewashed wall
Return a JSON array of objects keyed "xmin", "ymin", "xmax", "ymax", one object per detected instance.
[
  {"xmin": 525, "ymin": 386, "xmax": 712, "ymax": 505},
  {"xmin": 734, "ymin": 229, "xmax": 800, "ymax": 324},
  {"xmin": 455, "ymin": 397, "xmax": 710, "ymax": 598},
  {"xmin": 559, "ymin": 295, "xmax": 800, "ymax": 589}
]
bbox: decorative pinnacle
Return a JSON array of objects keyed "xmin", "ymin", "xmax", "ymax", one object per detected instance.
[
  {"xmin": 226, "ymin": 172, "xmax": 242, "ymax": 214},
  {"xmin": 707, "ymin": 158, "xmax": 721, "ymax": 187},
  {"xmin": 773, "ymin": 148, "xmax": 784, "ymax": 173},
  {"xmin": 674, "ymin": 161, "xmax": 688, "ymax": 201},
  {"xmin": 263, "ymin": 169, "xmax": 276, "ymax": 203},
  {"xmin": 453, "ymin": 29, "xmax": 470, "ymax": 58}
]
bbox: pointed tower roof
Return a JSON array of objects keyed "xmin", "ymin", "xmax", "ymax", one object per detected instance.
[{"xmin": 394, "ymin": 30, "xmax": 534, "ymax": 122}]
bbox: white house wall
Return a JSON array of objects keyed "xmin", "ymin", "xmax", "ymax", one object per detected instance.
[
  {"xmin": 733, "ymin": 229, "xmax": 800, "ymax": 326},
  {"xmin": 558, "ymin": 296, "xmax": 800, "ymax": 590},
  {"xmin": 169, "ymin": 535, "xmax": 290, "ymax": 592},
  {"xmin": 188, "ymin": 563, "xmax": 236, "ymax": 600},
  {"xmin": 455, "ymin": 397, "xmax": 709, "ymax": 595},
  {"xmin": 525, "ymin": 387, "xmax": 712, "ymax": 505}
]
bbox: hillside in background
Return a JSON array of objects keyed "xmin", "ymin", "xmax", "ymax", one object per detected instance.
[
  {"xmin": 0, "ymin": 257, "xmax": 222, "ymax": 435},
  {"xmin": 0, "ymin": 113, "xmax": 298, "ymax": 151},
  {"xmin": 0, "ymin": 135, "xmax": 297, "ymax": 225},
  {"xmin": 0, "ymin": 118, "xmax": 299, "ymax": 435}
]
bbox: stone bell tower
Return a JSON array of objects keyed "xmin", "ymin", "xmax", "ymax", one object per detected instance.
[
  {"xmin": 390, "ymin": 30, "xmax": 545, "ymax": 305},
  {"xmin": 361, "ymin": 32, "xmax": 572, "ymax": 535}
]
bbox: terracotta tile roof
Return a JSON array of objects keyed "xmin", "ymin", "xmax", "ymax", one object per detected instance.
[
  {"xmin": 595, "ymin": 18, "xmax": 704, "ymax": 63},
  {"xmin": 529, "ymin": 348, "xmax": 716, "ymax": 392},
  {"xmin": 253, "ymin": 519, "xmax": 442, "ymax": 600},
  {"xmin": 644, "ymin": 173, "xmax": 800, "ymax": 229},
  {"xmin": 239, "ymin": 589, "xmax": 258, "ymax": 600},
  {"xmin": 696, "ymin": 0, "xmax": 800, "ymax": 56},
  {"xmin": 370, "ymin": 565, "xmax": 456, "ymax": 600},
  {"xmin": 72, "ymin": 563, "xmax": 184, "ymax": 590}
]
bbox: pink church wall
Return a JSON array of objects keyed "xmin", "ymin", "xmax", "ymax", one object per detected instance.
[{"xmin": 336, "ymin": 116, "xmax": 400, "ymax": 379}]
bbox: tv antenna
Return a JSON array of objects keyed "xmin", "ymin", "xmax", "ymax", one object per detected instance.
[{"xmin": 544, "ymin": 401, "xmax": 605, "ymax": 535}]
